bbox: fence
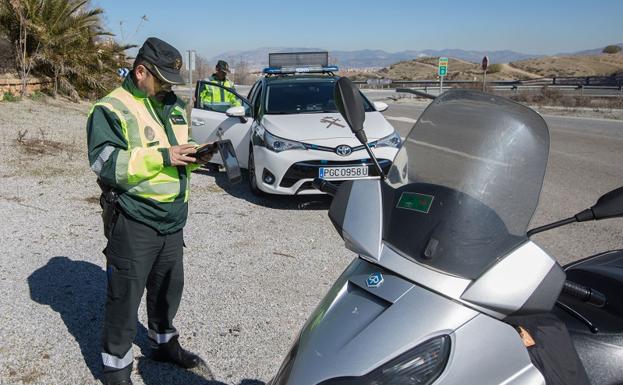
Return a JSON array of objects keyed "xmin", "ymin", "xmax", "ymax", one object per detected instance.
[{"xmin": 357, "ymin": 76, "xmax": 623, "ymax": 99}]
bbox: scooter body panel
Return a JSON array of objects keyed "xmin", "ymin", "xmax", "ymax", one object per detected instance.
[
  {"xmin": 557, "ymin": 250, "xmax": 623, "ymax": 385},
  {"xmin": 275, "ymin": 258, "xmax": 545, "ymax": 385}
]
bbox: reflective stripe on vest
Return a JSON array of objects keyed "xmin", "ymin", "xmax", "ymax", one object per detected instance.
[{"xmin": 94, "ymin": 87, "xmax": 191, "ymax": 203}]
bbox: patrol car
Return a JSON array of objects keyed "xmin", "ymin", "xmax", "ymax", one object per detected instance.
[{"xmin": 190, "ymin": 52, "xmax": 401, "ymax": 195}]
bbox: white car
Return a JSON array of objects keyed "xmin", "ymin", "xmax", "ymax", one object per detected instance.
[{"xmin": 190, "ymin": 69, "xmax": 401, "ymax": 195}]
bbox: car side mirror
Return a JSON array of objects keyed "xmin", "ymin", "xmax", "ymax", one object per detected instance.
[
  {"xmin": 576, "ymin": 186, "xmax": 623, "ymax": 222},
  {"xmin": 226, "ymin": 106, "xmax": 247, "ymax": 123},
  {"xmin": 334, "ymin": 77, "xmax": 367, "ymax": 144},
  {"xmin": 373, "ymin": 101, "xmax": 389, "ymax": 112}
]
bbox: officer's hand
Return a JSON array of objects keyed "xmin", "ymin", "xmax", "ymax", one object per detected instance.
[
  {"xmin": 194, "ymin": 142, "xmax": 218, "ymax": 165},
  {"xmin": 169, "ymin": 144, "xmax": 197, "ymax": 166}
]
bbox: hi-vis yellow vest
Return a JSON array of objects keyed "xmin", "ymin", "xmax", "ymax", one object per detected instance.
[
  {"xmin": 200, "ymin": 78, "xmax": 239, "ymax": 105},
  {"xmin": 93, "ymin": 87, "xmax": 195, "ymax": 203}
]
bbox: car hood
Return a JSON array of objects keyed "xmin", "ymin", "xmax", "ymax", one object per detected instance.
[{"xmin": 261, "ymin": 112, "xmax": 395, "ymax": 143}]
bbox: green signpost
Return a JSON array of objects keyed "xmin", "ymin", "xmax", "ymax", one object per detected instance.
[{"xmin": 438, "ymin": 57, "xmax": 448, "ymax": 93}]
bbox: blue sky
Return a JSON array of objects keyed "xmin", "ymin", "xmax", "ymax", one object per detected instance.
[{"xmin": 96, "ymin": 0, "xmax": 623, "ymax": 58}]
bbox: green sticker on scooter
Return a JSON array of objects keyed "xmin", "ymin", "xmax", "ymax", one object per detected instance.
[{"xmin": 396, "ymin": 192, "xmax": 434, "ymax": 213}]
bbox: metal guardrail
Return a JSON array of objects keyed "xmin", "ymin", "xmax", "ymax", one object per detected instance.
[
  {"xmin": 355, "ymin": 75, "xmax": 623, "ymax": 88},
  {"xmin": 357, "ymin": 78, "xmax": 623, "ymax": 99}
]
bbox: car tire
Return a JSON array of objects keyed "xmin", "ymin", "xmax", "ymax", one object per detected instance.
[{"xmin": 248, "ymin": 147, "xmax": 265, "ymax": 196}]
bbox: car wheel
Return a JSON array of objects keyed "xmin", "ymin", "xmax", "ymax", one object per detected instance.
[{"xmin": 248, "ymin": 148, "xmax": 264, "ymax": 196}]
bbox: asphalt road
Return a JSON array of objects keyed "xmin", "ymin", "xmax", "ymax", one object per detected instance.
[{"xmin": 382, "ymin": 102, "xmax": 623, "ymax": 266}]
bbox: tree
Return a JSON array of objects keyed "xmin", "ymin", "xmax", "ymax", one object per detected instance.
[
  {"xmin": 233, "ymin": 60, "xmax": 256, "ymax": 85},
  {"xmin": 194, "ymin": 54, "xmax": 211, "ymax": 81},
  {"xmin": 603, "ymin": 45, "xmax": 622, "ymax": 54},
  {"xmin": 0, "ymin": 0, "xmax": 132, "ymax": 99},
  {"xmin": 0, "ymin": 0, "xmax": 41, "ymax": 95}
]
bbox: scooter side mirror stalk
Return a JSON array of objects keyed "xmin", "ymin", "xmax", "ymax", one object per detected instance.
[
  {"xmin": 527, "ymin": 185, "xmax": 623, "ymax": 236},
  {"xmin": 334, "ymin": 77, "xmax": 386, "ymax": 180}
]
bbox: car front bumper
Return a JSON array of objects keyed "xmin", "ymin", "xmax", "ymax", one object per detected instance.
[{"xmin": 252, "ymin": 145, "xmax": 398, "ymax": 195}]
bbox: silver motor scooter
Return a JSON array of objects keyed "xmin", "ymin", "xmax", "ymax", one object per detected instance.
[{"xmin": 269, "ymin": 79, "xmax": 623, "ymax": 385}]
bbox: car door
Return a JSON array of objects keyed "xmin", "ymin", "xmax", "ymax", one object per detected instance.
[{"xmin": 190, "ymin": 80, "xmax": 253, "ymax": 168}]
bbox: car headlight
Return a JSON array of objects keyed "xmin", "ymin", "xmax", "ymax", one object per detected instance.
[
  {"xmin": 317, "ymin": 335, "xmax": 450, "ymax": 385},
  {"xmin": 263, "ymin": 129, "xmax": 307, "ymax": 153},
  {"xmin": 373, "ymin": 131, "xmax": 402, "ymax": 148}
]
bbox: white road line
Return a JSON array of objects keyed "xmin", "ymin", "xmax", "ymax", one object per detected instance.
[
  {"xmin": 541, "ymin": 113, "xmax": 623, "ymax": 123},
  {"xmin": 385, "ymin": 115, "xmax": 418, "ymax": 123},
  {"xmin": 408, "ymin": 138, "xmax": 510, "ymax": 167}
]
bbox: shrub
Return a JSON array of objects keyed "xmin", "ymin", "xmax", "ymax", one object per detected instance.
[
  {"xmin": 487, "ymin": 63, "xmax": 503, "ymax": 73},
  {"xmin": 603, "ymin": 45, "xmax": 622, "ymax": 54},
  {"xmin": 2, "ymin": 91, "xmax": 20, "ymax": 102},
  {"xmin": 28, "ymin": 90, "xmax": 46, "ymax": 101}
]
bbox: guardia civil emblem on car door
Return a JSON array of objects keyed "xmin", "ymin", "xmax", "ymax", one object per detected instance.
[
  {"xmin": 335, "ymin": 145, "xmax": 352, "ymax": 156},
  {"xmin": 366, "ymin": 272, "xmax": 384, "ymax": 288}
]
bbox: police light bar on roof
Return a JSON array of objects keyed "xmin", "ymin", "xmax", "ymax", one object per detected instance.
[
  {"xmin": 263, "ymin": 65, "xmax": 339, "ymax": 75},
  {"xmin": 263, "ymin": 51, "xmax": 338, "ymax": 74},
  {"xmin": 269, "ymin": 51, "xmax": 328, "ymax": 68}
]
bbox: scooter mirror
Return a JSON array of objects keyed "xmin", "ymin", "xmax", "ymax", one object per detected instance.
[
  {"xmin": 589, "ymin": 185, "xmax": 623, "ymax": 220},
  {"xmin": 334, "ymin": 77, "xmax": 367, "ymax": 144},
  {"xmin": 574, "ymin": 185, "xmax": 623, "ymax": 222}
]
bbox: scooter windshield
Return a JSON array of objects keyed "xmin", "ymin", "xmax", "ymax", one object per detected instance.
[{"xmin": 384, "ymin": 90, "xmax": 549, "ymax": 280}]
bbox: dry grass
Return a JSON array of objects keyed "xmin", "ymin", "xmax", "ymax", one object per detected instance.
[
  {"xmin": 510, "ymin": 54, "xmax": 623, "ymax": 77},
  {"xmin": 346, "ymin": 54, "xmax": 623, "ymax": 82},
  {"xmin": 510, "ymin": 86, "xmax": 623, "ymax": 109}
]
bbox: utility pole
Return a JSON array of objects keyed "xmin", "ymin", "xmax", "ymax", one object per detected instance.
[
  {"xmin": 186, "ymin": 50, "xmax": 196, "ymax": 98},
  {"xmin": 481, "ymin": 56, "xmax": 489, "ymax": 92}
]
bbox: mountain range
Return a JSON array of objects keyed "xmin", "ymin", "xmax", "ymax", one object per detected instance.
[{"xmin": 210, "ymin": 44, "xmax": 623, "ymax": 70}]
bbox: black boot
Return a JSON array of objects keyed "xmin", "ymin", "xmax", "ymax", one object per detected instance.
[
  {"xmin": 151, "ymin": 335, "xmax": 203, "ymax": 369},
  {"xmin": 103, "ymin": 364, "xmax": 133, "ymax": 385}
]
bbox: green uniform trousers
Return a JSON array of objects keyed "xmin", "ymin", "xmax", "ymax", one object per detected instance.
[{"xmin": 101, "ymin": 211, "xmax": 184, "ymax": 370}]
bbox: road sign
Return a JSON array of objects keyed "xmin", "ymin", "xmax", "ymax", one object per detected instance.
[
  {"xmin": 481, "ymin": 56, "xmax": 489, "ymax": 71},
  {"xmin": 117, "ymin": 68, "xmax": 129, "ymax": 78},
  {"xmin": 438, "ymin": 57, "xmax": 448, "ymax": 93},
  {"xmin": 438, "ymin": 57, "xmax": 448, "ymax": 77}
]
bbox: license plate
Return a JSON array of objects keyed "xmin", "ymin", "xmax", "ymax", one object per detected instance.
[{"xmin": 319, "ymin": 166, "xmax": 369, "ymax": 180}]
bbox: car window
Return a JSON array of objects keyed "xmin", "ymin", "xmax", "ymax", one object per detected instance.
[
  {"xmin": 265, "ymin": 80, "xmax": 374, "ymax": 114},
  {"xmin": 252, "ymin": 83, "xmax": 264, "ymax": 117},
  {"xmin": 247, "ymin": 81, "xmax": 259, "ymax": 100},
  {"xmin": 197, "ymin": 81, "xmax": 250, "ymax": 115}
]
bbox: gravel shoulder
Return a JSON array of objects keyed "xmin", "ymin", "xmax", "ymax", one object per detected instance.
[{"xmin": 0, "ymin": 97, "xmax": 353, "ymax": 385}]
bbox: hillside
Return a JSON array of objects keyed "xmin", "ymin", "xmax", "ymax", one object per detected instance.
[
  {"xmin": 210, "ymin": 47, "xmax": 540, "ymax": 70},
  {"xmin": 345, "ymin": 53, "xmax": 623, "ymax": 81},
  {"xmin": 509, "ymin": 54, "xmax": 623, "ymax": 77}
]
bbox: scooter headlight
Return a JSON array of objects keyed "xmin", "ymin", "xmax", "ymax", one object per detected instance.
[
  {"xmin": 317, "ymin": 335, "xmax": 450, "ymax": 385},
  {"xmin": 373, "ymin": 131, "xmax": 402, "ymax": 149}
]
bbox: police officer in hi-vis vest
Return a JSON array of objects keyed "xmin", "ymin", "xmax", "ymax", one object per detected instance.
[
  {"xmin": 86, "ymin": 37, "xmax": 216, "ymax": 385},
  {"xmin": 199, "ymin": 60, "xmax": 241, "ymax": 110}
]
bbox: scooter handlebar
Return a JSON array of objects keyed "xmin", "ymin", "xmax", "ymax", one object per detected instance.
[
  {"xmin": 561, "ymin": 280, "xmax": 607, "ymax": 307},
  {"xmin": 312, "ymin": 178, "xmax": 338, "ymax": 196}
]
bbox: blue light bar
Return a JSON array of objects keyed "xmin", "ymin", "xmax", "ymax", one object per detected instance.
[{"xmin": 263, "ymin": 65, "xmax": 339, "ymax": 75}]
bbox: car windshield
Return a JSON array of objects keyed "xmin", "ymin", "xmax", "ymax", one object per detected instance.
[
  {"xmin": 265, "ymin": 79, "xmax": 374, "ymax": 114},
  {"xmin": 383, "ymin": 90, "xmax": 549, "ymax": 279}
]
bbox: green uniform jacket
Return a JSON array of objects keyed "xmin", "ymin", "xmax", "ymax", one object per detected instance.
[{"xmin": 86, "ymin": 76, "xmax": 198, "ymax": 234}]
